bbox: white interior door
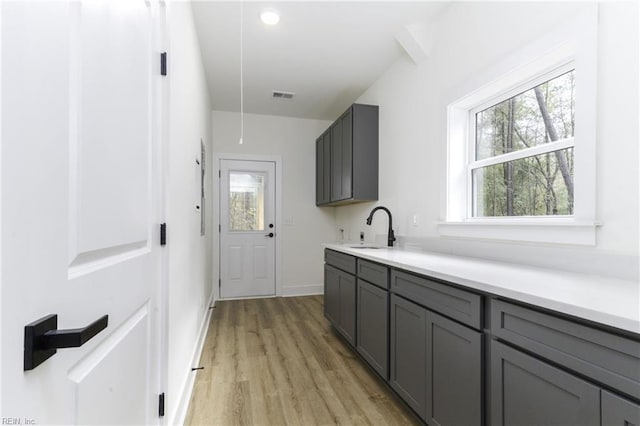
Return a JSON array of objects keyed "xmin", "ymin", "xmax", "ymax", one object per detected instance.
[
  {"xmin": 220, "ymin": 160, "xmax": 276, "ymax": 298},
  {"xmin": 1, "ymin": 1, "xmax": 164, "ymax": 423}
]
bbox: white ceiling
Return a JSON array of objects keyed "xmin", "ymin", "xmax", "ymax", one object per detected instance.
[{"xmin": 191, "ymin": 1, "xmax": 447, "ymax": 120}]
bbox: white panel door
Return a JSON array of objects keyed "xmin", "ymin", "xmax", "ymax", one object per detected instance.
[
  {"xmin": 1, "ymin": 1, "xmax": 164, "ymax": 424},
  {"xmin": 220, "ymin": 160, "xmax": 276, "ymax": 298}
]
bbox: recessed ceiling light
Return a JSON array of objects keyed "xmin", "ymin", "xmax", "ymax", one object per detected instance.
[{"xmin": 260, "ymin": 9, "xmax": 280, "ymax": 26}]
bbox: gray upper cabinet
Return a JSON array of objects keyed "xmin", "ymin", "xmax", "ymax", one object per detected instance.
[
  {"xmin": 331, "ymin": 113, "xmax": 351, "ymax": 201},
  {"xmin": 315, "ymin": 131, "xmax": 331, "ymax": 205},
  {"xmin": 316, "ymin": 103, "xmax": 378, "ymax": 206},
  {"xmin": 491, "ymin": 340, "xmax": 600, "ymax": 426}
]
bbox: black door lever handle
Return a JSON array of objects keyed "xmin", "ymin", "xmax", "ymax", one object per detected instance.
[
  {"xmin": 42, "ymin": 315, "xmax": 108, "ymax": 349},
  {"xmin": 24, "ymin": 314, "xmax": 109, "ymax": 371}
]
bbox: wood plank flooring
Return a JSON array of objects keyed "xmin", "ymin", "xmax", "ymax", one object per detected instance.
[{"xmin": 184, "ymin": 296, "xmax": 420, "ymax": 426}]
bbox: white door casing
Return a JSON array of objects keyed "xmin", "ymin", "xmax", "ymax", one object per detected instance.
[
  {"xmin": 219, "ymin": 160, "xmax": 276, "ymax": 299},
  {"xmin": 1, "ymin": 1, "xmax": 164, "ymax": 423}
]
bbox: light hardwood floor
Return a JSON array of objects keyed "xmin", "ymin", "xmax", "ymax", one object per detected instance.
[{"xmin": 184, "ymin": 295, "xmax": 420, "ymax": 426}]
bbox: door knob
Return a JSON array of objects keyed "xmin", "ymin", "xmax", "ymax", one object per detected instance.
[
  {"xmin": 265, "ymin": 232, "xmax": 274, "ymax": 238},
  {"xmin": 24, "ymin": 314, "xmax": 109, "ymax": 370}
]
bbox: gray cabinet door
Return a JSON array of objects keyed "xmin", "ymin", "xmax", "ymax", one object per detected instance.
[
  {"xmin": 357, "ymin": 279, "xmax": 389, "ymax": 379},
  {"xmin": 602, "ymin": 390, "xmax": 640, "ymax": 426},
  {"xmin": 390, "ymin": 294, "xmax": 427, "ymax": 420},
  {"xmin": 330, "ymin": 109, "xmax": 353, "ymax": 202},
  {"xmin": 426, "ymin": 311, "xmax": 482, "ymax": 426},
  {"xmin": 339, "ymin": 108, "xmax": 353, "ymax": 200},
  {"xmin": 491, "ymin": 340, "xmax": 600, "ymax": 426},
  {"xmin": 315, "ymin": 131, "xmax": 331, "ymax": 205},
  {"xmin": 315, "ymin": 136, "xmax": 322, "ymax": 205},
  {"xmin": 322, "ymin": 132, "xmax": 331, "ymax": 203},
  {"xmin": 337, "ymin": 270, "xmax": 356, "ymax": 345},
  {"xmin": 330, "ymin": 118, "xmax": 344, "ymax": 201},
  {"xmin": 351, "ymin": 104, "xmax": 378, "ymax": 201},
  {"xmin": 324, "ymin": 265, "xmax": 340, "ymax": 326}
]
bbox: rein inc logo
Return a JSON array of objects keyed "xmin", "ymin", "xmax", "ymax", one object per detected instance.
[{"xmin": 2, "ymin": 418, "xmax": 35, "ymax": 425}]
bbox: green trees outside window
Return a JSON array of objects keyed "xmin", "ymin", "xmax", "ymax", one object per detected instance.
[{"xmin": 473, "ymin": 70, "xmax": 575, "ymax": 217}]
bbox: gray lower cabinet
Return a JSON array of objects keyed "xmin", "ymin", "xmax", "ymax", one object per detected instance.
[
  {"xmin": 390, "ymin": 292, "xmax": 484, "ymax": 424},
  {"xmin": 390, "ymin": 294, "xmax": 427, "ymax": 419},
  {"xmin": 327, "ymin": 251, "xmax": 640, "ymax": 426},
  {"xmin": 426, "ymin": 311, "xmax": 482, "ymax": 426},
  {"xmin": 338, "ymin": 272, "xmax": 356, "ymax": 344},
  {"xmin": 491, "ymin": 340, "xmax": 600, "ymax": 426},
  {"xmin": 491, "ymin": 299, "xmax": 640, "ymax": 400},
  {"xmin": 356, "ymin": 279, "xmax": 388, "ymax": 379},
  {"xmin": 601, "ymin": 390, "xmax": 640, "ymax": 426},
  {"xmin": 324, "ymin": 264, "xmax": 356, "ymax": 345},
  {"xmin": 324, "ymin": 264, "xmax": 340, "ymax": 326}
]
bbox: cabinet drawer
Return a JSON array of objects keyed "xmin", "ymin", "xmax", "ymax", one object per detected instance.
[
  {"xmin": 357, "ymin": 259, "xmax": 388, "ymax": 289},
  {"xmin": 491, "ymin": 299, "xmax": 640, "ymax": 400},
  {"xmin": 390, "ymin": 270, "xmax": 482, "ymax": 329},
  {"xmin": 325, "ymin": 249, "xmax": 356, "ymax": 274},
  {"xmin": 602, "ymin": 390, "xmax": 640, "ymax": 426}
]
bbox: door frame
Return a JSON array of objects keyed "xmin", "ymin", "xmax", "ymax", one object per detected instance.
[
  {"xmin": 0, "ymin": 1, "xmax": 4, "ymax": 415},
  {"xmin": 213, "ymin": 153, "xmax": 282, "ymax": 301},
  {"xmin": 154, "ymin": 1, "xmax": 169, "ymax": 423}
]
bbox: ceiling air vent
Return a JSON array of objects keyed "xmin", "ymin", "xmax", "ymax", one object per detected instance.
[{"xmin": 272, "ymin": 90, "xmax": 295, "ymax": 100}]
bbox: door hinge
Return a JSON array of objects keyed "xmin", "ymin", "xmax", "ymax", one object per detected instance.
[
  {"xmin": 218, "ymin": 224, "xmax": 221, "ymax": 233},
  {"xmin": 158, "ymin": 393, "xmax": 165, "ymax": 417},
  {"xmin": 218, "ymin": 278, "xmax": 221, "ymax": 288},
  {"xmin": 160, "ymin": 52, "xmax": 167, "ymax": 76},
  {"xmin": 160, "ymin": 223, "xmax": 167, "ymax": 246},
  {"xmin": 218, "ymin": 170, "xmax": 221, "ymax": 178}
]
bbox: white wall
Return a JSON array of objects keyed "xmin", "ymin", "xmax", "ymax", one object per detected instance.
[
  {"xmin": 166, "ymin": 1, "xmax": 213, "ymax": 423},
  {"xmin": 336, "ymin": 2, "xmax": 639, "ymax": 280},
  {"xmin": 212, "ymin": 111, "xmax": 335, "ymax": 296}
]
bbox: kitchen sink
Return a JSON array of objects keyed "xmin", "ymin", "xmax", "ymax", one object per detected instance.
[{"xmin": 349, "ymin": 245, "xmax": 381, "ymax": 249}]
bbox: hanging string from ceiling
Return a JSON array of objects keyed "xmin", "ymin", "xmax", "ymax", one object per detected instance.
[{"xmin": 239, "ymin": 0, "xmax": 244, "ymax": 145}]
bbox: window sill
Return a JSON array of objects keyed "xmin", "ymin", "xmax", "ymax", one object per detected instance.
[{"xmin": 436, "ymin": 220, "xmax": 600, "ymax": 246}]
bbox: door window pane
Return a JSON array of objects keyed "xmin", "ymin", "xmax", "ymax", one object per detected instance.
[{"xmin": 229, "ymin": 172, "xmax": 265, "ymax": 231}]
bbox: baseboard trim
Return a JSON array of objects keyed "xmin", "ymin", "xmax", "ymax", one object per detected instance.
[
  {"xmin": 280, "ymin": 284, "xmax": 324, "ymax": 297},
  {"xmin": 171, "ymin": 291, "xmax": 215, "ymax": 426}
]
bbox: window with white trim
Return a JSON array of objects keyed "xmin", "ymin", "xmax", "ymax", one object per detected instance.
[
  {"xmin": 471, "ymin": 65, "xmax": 575, "ymax": 218},
  {"xmin": 440, "ymin": 9, "xmax": 598, "ymax": 246}
]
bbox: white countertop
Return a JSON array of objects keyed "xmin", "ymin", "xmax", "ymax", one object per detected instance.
[{"xmin": 324, "ymin": 243, "xmax": 640, "ymax": 335}]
